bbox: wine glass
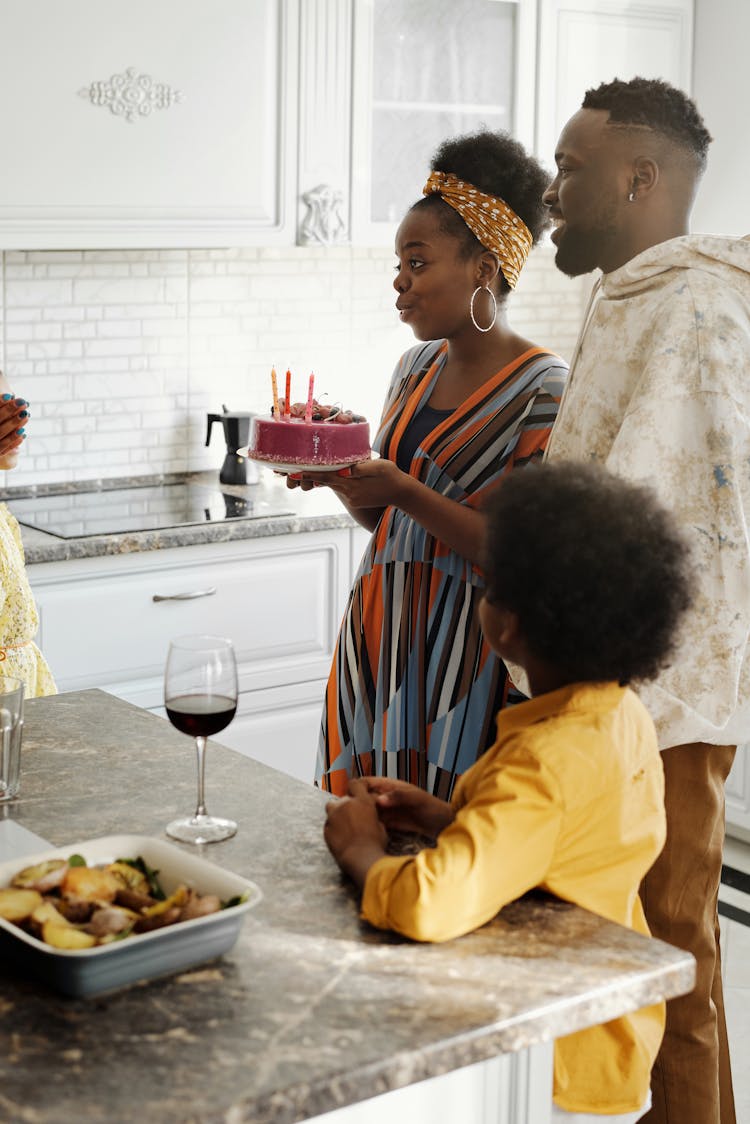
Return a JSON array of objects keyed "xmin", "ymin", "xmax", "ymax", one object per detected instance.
[{"xmin": 164, "ymin": 634, "xmax": 239, "ymax": 844}]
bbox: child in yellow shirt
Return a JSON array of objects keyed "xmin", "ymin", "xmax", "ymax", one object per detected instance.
[
  {"xmin": 324, "ymin": 461, "xmax": 693, "ymax": 1123},
  {"xmin": 0, "ymin": 372, "xmax": 56, "ymax": 697}
]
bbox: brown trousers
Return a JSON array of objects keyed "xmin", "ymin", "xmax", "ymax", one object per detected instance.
[{"xmin": 639, "ymin": 742, "xmax": 737, "ymax": 1124}]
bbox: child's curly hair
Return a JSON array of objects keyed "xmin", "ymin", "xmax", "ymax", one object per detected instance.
[{"xmin": 482, "ymin": 461, "xmax": 694, "ymax": 685}]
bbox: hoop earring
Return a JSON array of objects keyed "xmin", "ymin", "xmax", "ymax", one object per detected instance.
[{"xmin": 469, "ymin": 285, "xmax": 497, "ymax": 333}]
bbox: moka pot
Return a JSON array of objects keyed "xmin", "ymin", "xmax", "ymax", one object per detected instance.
[{"xmin": 205, "ymin": 407, "xmax": 258, "ymax": 485}]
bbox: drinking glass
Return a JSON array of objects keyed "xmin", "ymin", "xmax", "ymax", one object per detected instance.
[
  {"xmin": 0, "ymin": 676, "xmax": 25, "ymax": 802},
  {"xmin": 164, "ymin": 634, "xmax": 239, "ymax": 844}
]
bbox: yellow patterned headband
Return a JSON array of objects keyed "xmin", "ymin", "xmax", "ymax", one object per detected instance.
[{"xmin": 422, "ymin": 170, "xmax": 533, "ymax": 289}]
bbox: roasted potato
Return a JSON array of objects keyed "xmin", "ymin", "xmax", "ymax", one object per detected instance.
[
  {"xmin": 142, "ymin": 885, "xmax": 189, "ymax": 919},
  {"xmin": 61, "ymin": 865, "xmax": 119, "ymax": 904},
  {"xmin": 0, "ymin": 888, "xmax": 43, "ymax": 923},
  {"xmin": 10, "ymin": 859, "xmax": 69, "ymax": 893},
  {"xmin": 30, "ymin": 900, "xmax": 71, "ymax": 930},
  {"xmin": 105, "ymin": 861, "xmax": 151, "ymax": 896},
  {"xmin": 41, "ymin": 921, "xmax": 97, "ymax": 950}
]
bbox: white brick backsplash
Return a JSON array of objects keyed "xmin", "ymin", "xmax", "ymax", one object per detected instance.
[
  {"xmin": 0, "ymin": 245, "xmax": 587, "ymax": 487},
  {"xmin": 43, "ymin": 306, "xmax": 87, "ymax": 322},
  {"xmin": 4, "ymin": 343, "xmax": 29, "ymax": 362},
  {"xmin": 6, "ymin": 280, "xmax": 74, "ymax": 307},
  {"xmin": 72, "ymin": 278, "xmax": 165, "ymax": 304},
  {"xmin": 28, "ymin": 341, "xmax": 83, "ymax": 361},
  {"xmin": 64, "ymin": 322, "xmax": 98, "ymax": 340},
  {"xmin": 6, "ymin": 308, "xmax": 43, "ymax": 323}
]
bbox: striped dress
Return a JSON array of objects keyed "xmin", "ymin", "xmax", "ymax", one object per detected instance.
[{"xmin": 315, "ymin": 340, "xmax": 567, "ymax": 798}]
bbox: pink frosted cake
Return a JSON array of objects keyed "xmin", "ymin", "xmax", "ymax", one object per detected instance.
[{"xmin": 248, "ymin": 401, "xmax": 370, "ymax": 469}]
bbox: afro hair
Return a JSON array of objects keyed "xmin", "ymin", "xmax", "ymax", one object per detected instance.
[{"xmin": 482, "ymin": 461, "xmax": 694, "ymax": 685}]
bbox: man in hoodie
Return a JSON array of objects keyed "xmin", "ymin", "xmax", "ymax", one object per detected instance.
[{"xmin": 542, "ymin": 77, "xmax": 749, "ymax": 1124}]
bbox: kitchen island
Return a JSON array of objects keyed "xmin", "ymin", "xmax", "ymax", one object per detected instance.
[{"xmin": 0, "ymin": 690, "xmax": 694, "ymax": 1124}]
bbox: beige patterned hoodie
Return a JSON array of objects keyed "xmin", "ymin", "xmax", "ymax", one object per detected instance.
[{"xmin": 546, "ymin": 234, "xmax": 750, "ymax": 749}]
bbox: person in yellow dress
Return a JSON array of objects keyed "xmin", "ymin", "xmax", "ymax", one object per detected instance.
[
  {"xmin": 324, "ymin": 461, "xmax": 694, "ymax": 1123},
  {"xmin": 0, "ymin": 371, "xmax": 56, "ymax": 697}
]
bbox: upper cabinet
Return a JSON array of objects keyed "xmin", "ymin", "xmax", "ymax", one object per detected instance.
[
  {"xmin": 536, "ymin": 0, "xmax": 694, "ymax": 165},
  {"xmin": 0, "ymin": 0, "xmax": 298, "ymax": 249},
  {"xmin": 349, "ymin": 0, "xmax": 537, "ymax": 244},
  {"xmin": 0, "ymin": 0, "xmax": 695, "ymax": 251},
  {"xmin": 346, "ymin": 0, "xmax": 694, "ymax": 247}
]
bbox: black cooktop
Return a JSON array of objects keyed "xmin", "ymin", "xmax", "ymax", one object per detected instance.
[{"xmin": 7, "ymin": 483, "xmax": 294, "ymax": 539}]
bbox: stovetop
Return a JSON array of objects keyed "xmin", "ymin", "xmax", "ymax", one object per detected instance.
[{"xmin": 6, "ymin": 482, "xmax": 294, "ymax": 539}]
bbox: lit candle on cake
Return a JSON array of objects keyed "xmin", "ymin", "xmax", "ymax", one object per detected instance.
[
  {"xmin": 284, "ymin": 369, "xmax": 291, "ymax": 419},
  {"xmin": 305, "ymin": 373, "xmax": 315, "ymax": 423},
  {"xmin": 271, "ymin": 366, "xmax": 280, "ymax": 420}
]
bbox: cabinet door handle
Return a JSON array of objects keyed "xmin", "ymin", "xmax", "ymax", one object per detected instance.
[{"xmin": 152, "ymin": 587, "xmax": 217, "ymax": 603}]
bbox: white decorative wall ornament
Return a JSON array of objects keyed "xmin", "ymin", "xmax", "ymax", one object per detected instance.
[
  {"xmin": 78, "ymin": 67, "xmax": 183, "ymax": 122},
  {"xmin": 298, "ymin": 183, "xmax": 347, "ymax": 246}
]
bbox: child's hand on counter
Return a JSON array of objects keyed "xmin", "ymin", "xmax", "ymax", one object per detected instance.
[
  {"xmin": 350, "ymin": 776, "xmax": 455, "ymax": 838},
  {"xmin": 324, "ymin": 790, "xmax": 388, "ymax": 888}
]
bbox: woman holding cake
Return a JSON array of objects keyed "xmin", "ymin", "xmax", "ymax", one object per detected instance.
[{"xmin": 302, "ymin": 130, "xmax": 567, "ymax": 797}]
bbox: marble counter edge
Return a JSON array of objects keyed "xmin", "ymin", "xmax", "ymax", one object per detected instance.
[
  {"xmin": 21, "ymin": 510, "xmax": 359, "ymax": 564},
  {"xmin": 4, "ymin": 469, "xmax": 359, "ymax": 563},
  {"xmin": 227, "ymin": 953, "xmax": 695, "ymax": 1124}
]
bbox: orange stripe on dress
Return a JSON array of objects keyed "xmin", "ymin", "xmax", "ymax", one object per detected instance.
[{"xmin": 383, "ymin": 345, "xmax": 448, "ymax": 461}]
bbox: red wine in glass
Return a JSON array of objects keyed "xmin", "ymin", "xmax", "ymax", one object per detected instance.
[
  {"xmin": 166, "ymin": 695, "xmax": 237, "ymax": 739},
  {"xmin": 164, "ymin": 635, "xmax": 239, "ymax": 844}
]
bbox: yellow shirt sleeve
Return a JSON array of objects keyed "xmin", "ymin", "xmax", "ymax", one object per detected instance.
[{"xmin": 361, "ymin": 747, "xmax": 564, "ymax": 942}]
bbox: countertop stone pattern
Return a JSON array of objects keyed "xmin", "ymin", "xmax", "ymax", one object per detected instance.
[
  {"xmin": 2, "ymin": 470, "xmax": 357, "ymax": 564},
  {"xmin": 0, "ymin": 691, "xmax": 695, "ymax": 1124}
]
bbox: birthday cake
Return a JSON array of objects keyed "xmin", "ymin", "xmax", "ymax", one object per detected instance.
[{"xmin": 248, "ymin": 401, "xmax": 371, "ymax": 469}]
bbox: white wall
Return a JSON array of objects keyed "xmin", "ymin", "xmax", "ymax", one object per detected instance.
[
  {"xmin": 0, "ymin": 246, "xmax": 587, "ymax": 488},
  {"xmin": 691, "ymin": 0, "xmax": 750, "ymax": 237}
]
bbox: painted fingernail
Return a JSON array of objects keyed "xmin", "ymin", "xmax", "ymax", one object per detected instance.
[
  {"xmin": 16, "ymin": 427, "xmax": 25, "ymax": 435},
  {"xmin": 2, "ymin": 394, "xmax": 11, "ymax": 401},
  {"xmin": 18, "ymin": 410, "xmax": 28, "ymax": 418},
  {"xmin": 14, "ymin": 398, "xmax": 27, "ymax": 406}
]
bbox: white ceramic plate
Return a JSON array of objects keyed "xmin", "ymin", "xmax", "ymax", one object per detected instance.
[
  {"xmin": 0, "ymin": 833, "xmax": 261, "ymax": 998},
  {"xmin": 235, "ymin": 449, "xmax": 363, "ymax": 473}
]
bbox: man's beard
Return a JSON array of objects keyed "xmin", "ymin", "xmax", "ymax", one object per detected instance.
[{"xmin": 554, "ymin": 220, "xmax": 620, "ymax": 278}]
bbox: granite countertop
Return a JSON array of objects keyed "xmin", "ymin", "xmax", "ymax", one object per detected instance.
[
  {"xmin": 2, "ymin": 469, "xmax": 357, "ymax": 564},
  {"xmin": 0, "ymin": 690, "xmax": 694, "ymax": 1124}
]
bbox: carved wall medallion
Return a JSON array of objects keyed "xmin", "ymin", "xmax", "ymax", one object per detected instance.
[
  {"xmin": 78, "ymin": 67, "xmax": 183, "ymax": 122},
  {"xmin": 298, "ymin": 183, "xmax": 347, "ymax": 246}
]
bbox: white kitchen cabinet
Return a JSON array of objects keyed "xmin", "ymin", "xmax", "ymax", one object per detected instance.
[
  {"xmin": 726, "ymin": 746, "xmax": 750, "ymax": 841},
  {"xmin": 536, "ymin": 0, "xmax": 694, "ymax": 163},
  {"xmin": 348, "ymin": 0, "xmax": 694, "ymax": 246},
  {"xmin": 350, "ymin": 0, "xmax": 538, "ymax": 245},
  {"xmin": 306, "ymin": 1045, "xmax": 554, "ymax": 1124},
  {"xmin": 27, "ymin": 530, "xmax": 353, "ymax": 781},
  {"xmin": 0, "ymin": 0, "xmax": 298, "ymax": 249},
  {"xmin": 295, "ymin": 0, "xmax": 353, "ymax": 247},
  {"xmin": 0, "ymin": 0, "xmax": 697, "ymax": 251}
]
